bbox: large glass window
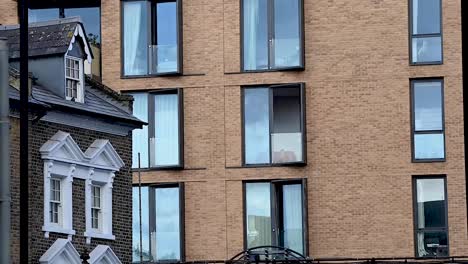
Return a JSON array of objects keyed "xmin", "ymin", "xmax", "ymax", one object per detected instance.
[
  {"xmin": 413, "ymin": 177, "xmax": 448, "ymax": 257},
  {"xmin": 245, "ymin": 180, "xmax": 307, "ymax": 255},
  {"xmin": 132, "ymin": 184, "xmax": 184, "ymax": 263},
  {"xmin": 242, "ymin": 0, "xmax": 303, "ymax": 71},
  {"xmin": 243, "ymin": 84, "xmax": 306, "ymax": 166},
  {"xmin": 411, "ymin": 80, "xmax": 445, "ymax": 161},
  {"xmin": 123, "ymin": 0, "xmax": 182, "ymax": 76},
  {"xmin": 129, "ymin": 89, "xmax": 183, "ymax": 169},
  {"xmin": 410, "ymin": 0, "xmax": 442, "ymax": 64}
]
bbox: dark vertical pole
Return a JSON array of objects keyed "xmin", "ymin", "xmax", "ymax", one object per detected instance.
[
  {"xmin": 462, "ymin": 0, "xmax": 468, "ymax": 231},
  {"xmin": 138, "ymin": 153, "xmax": 143, "ymax": 263},
  {"xmin": 18, "ymin": 0, "xmax": 29, "ymax": 263},
  {"xmin": 0, "ymin": 37, "xmax": 11, "ymax": 264}
]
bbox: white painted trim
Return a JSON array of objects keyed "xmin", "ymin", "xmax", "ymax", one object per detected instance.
[
  {"xmin": 40, "ymin": 131, "xmax": 125, "ymax": 243},
  {"xmin": 39, "ymin": 238, "xmax": 82, "ymax": 264},
  {"xmin": 42, "ymin": 160, "xmax": 75, "ymax": 238},
  {"xmin": 88, "ymin": 245, "xmax": 122, "ymax": 264},
  {"xmin": 68, "ymin": 24, "xmax": 93, "ymax": 63},
  {"xmin": 64, "ymin": 55, "xmax": 85, "ymax": 103}
]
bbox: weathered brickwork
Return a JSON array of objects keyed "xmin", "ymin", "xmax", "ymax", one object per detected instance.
[
  {"xmin": 9, "ymin": 119, "xmax": 133, "ymax": 263},
  {"xmin": 2, "ymin": 0, "xmax": 467, "ymax": 260}
]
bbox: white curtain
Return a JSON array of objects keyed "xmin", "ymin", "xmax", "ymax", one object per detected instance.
[
  {"xmin": 413, "ymin": 0, "xmax": 419, "ymax": 34},
  {"xmin": 283, "ymin": 184, "xmax": 303, "ymax": 254},
  {"xmin": 244, "ymin": 0, "xmax": 258, "ymax": 69},
  {"xmin": 123, "ymin": 1, "xmax": 146, "ymax": 75},
  {"xmin": 153, "ymin": 94, "xmax": 179, "ymax": 166},
  {"xmin": 131, "ymin": 93, "xmax": 149, "ymax": 168}
]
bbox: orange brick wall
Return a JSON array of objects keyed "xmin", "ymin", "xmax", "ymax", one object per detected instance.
[
  {"xmin": 1, "ymin": 0, "xmax": 466, "ymax": 260},
  {"xmin": 105, "ymin": 0, "xmax": 467, "ymax": 259},
  {"xmin": 0, "ymin": 1, "xmax": 17, "ymax": 25}
]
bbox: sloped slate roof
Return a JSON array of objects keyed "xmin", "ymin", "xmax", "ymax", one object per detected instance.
[
  {"xmin": 0, "ymin": 18, "xmax": 88, "ymax": 59},
  {"xmin": 30, "ymin": 81, "xmax": 142, "ymax": 124}
]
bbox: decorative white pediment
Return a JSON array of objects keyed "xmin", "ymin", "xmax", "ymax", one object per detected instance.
[
  {"xmin": 68, "ymin": 23, "xmax": 93, "ymax": 63},
  {"xmin": 85, "ymin": 140, "xmax": 125, "ymax": 170},
  {"xmin": 88, "ymin": 245, "xmax": 121, "ymax": 264},
  {"xmin": 40, "ymin": 131, "xmax": 124, "ymax": 241},
  {"xmin": 40, "ymin": 131, "xmax": 86, "ymax": 163},
  {"xmin": 39, "ymin": 238, "xmax": 82, "ymax": 264},
  {"xmin": 40, "ymin": 131, "xmax": 125, "ymax": 170}
]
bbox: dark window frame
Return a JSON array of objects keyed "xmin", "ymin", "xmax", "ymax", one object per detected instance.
[
  {"xmin": 242, "ymin": 179, "xmax": 309, "ymax": 256},
  {"xmin": 240, "ymin": 0, "xmax": 305, "ymax": 73},
  {"xmin": 408, "ymin": 0, "xmax": 443, "ymax": 65},
  {"xmin": 133, "ymin": 183, "xmax": 185, "ymax": 263},
  {"xmin": 120, "ymin": 0, "xmax": 183, "ymax": 78},
  {"xmin": 241, "ymin": 83, "xmax": 307, "ymax": 167},
  {"xmin": 410, "ymin": 78, "xmax": 446, "ymax": 162},
  {"xmin": 147, "ymin": 88, "xmax": 184, "ymax": 169},
  {"xmin": 412, "ymin": 175, "xmax": 449, "ymax": 258}
]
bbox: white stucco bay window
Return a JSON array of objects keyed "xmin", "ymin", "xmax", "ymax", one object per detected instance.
[{"xmin": 40, "ymin": 131, "xmax": 124, "ymax": 243}]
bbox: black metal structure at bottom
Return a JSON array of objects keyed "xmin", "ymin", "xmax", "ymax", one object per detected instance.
[{"xmin": 133, "ymin": 246, "xmax": 468, "ymax": 264}]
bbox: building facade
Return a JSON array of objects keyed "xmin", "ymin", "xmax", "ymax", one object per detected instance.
[
  {"xmin": 2, "ymin": 19, "xmax": 144, "ymax": 263},
  {"xmin": 1, "ymin": 0, "xmax": 468, "ymax": 262}
]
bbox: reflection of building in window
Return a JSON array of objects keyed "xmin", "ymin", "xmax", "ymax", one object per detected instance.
[{"xmin": 29, "ymin": 3, "xmax": 101, "ymax": 79}]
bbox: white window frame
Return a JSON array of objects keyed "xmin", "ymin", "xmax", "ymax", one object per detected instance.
[
  {"xmin": 42, "ymin": 162, "xmax": 75, "ymax": 239},
  {"xmin": 40, "ymin": 131, "xmax": 124, "ymax": 243},
  {"xmin": 49, "ymin": 178, "xmax": 62, "ymax": 226},
  {"xmin": 91, "ymin": 185, "xmax": 102, "ymax": 231},
  {"xmin": 64, "ymin": 56, "xmax": 84, "ymax": 103},
  {"xmin": 84, "ymin": 169, "xmax": 116, "ymax": 243}
]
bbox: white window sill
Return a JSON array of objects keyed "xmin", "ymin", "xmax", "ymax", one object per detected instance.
[
  {"xmin": 84, "ymin": 231, "xmax": 115, "ymax": 243},
  {"xmin": 42, "ymin": 225, "xmax": 76, "ymax": 238}
]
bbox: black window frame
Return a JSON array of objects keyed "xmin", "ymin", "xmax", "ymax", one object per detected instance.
[
  {"xmin": 241, "ymin": 83, "xmax": 307, "ymax": 167},
  {"xmin": 242, "ymin": 179, "xmax": 309, "ymax": 256},
  {"xmin": 408, "ymin": 0, "xmax": 443, "ymax": 65},
  {"xmin": 130, "ymin": 88, "xmax": 184, "ymax": 170},
  {"xmin": 410, "ymin": 78, "xmax": 446, "ymax": 163},
  {"xmin": 149, "ymin": 88, "xmax": 184, "ymax": 169},
  {"xmin": 133, "ymin": 183, "xmax": 185, "ymax": 263},
  {"xmin": 240, "ymin": 0, "xmax": 305, "ymax": 73},
  {"xmin": 121, "ymin": 0, "xmax": 183, "ymax": 78},
  {"xmin": 412, "ymin": 175, "xmax": 449, "ymax": 258}
]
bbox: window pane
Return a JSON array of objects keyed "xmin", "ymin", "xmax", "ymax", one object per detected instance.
[
  {"xmin": 152, "ymin": 94, "xmax": 180, "ymax": 167},
  {"xmin": 414, "ymin": 133, "xmax": 445, "ymax": 160},
  {"xmin": 272, "ymin": 87, "xmax": 302, "ymax": 163},
  {"xmin": 246, "ymin": 183, "xmax": 271, "ymax": 248},
  {"xmin": 155, "ymin": 187, "xmax": 181, "ymax": 261},
  {"xmin": 65, "ymin": 7, "xmax": 101, "ymax": 44},
  {"xmin": 130, "ymin": 93, "xmax": 149, "ymax": 168},
  {"xmin": 416, "ymin": 231, "xmax": 448, "ymax": 257},
  {"xmin": 243, "ymin": 0, "xmax": 269, "ymax": 70},
  {"xmin": 153, "ymin": 1, "xmax": 178, "ymax": 73},
  {"xmin": 416, "ymin": 178, "xmax": 446, "ymax": 228},
  {"xmin": 244, "ymin": 88, "xmax": 270, "ymax": 164},
  {"xmin": 414, "ymin": 81, "xmax": 442, "ymax": 131},
  {"xmin": 412, "ymin": 37, "xmax": 442, "ymax": 63},
  {"xmin": 133, "ymin": 187, "xmax": 151, "ymax": 262},
  {"xmin": 274, "ymin": 0, "xmax": 301, "ymax": 68},
  {"xmin": 28, "ymin": 8, "xmax": 59, "ymax": 23},
  {"xmin": 412, "ymin": 0, "xmax": 440, "ymax": 35},
  {"xmin": 123, "ymin": 1, "xmax": 149, "ymax": 75},
  {"xmin": 282, "ymin": 184, "xmax": 303, "ymax": 254}
]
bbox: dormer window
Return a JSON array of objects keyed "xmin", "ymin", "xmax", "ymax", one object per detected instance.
[{"xmin": 65, "ymin": 56, "xmax": 84, "ymax": 102}]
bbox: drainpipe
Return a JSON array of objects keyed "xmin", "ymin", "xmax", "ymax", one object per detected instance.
[{"xmin": 0, "ymin": 37, "xmax": 11, "ymax": 264}]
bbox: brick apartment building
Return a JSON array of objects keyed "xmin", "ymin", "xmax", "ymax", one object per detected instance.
[{"xmin": 2, "ymin": 0, "xmax": 468, "ymax": 262}]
